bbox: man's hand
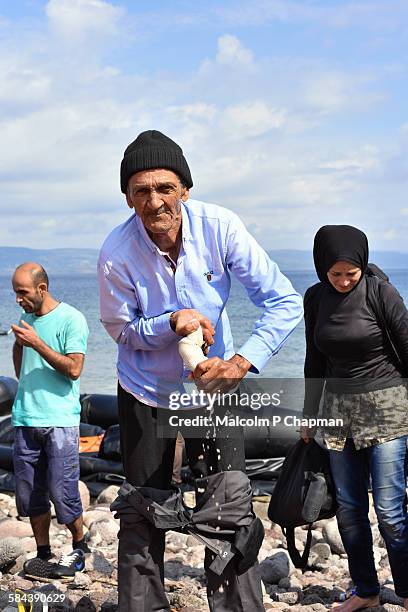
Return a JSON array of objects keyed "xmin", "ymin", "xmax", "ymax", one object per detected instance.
[
  {"xmin": 170, "ymin": 309, "xmax": 215, "ymax": 349},
  {"xmin": 11, "ymin": 321, "xmax": 42, "ymax": 349},
  {"xmin": 11, "ymin": 321, "xmax": 84, "ymax": 381},
  {"xmin": 189, "ymin": 354, "xmax": 252, "ymax": 394}
]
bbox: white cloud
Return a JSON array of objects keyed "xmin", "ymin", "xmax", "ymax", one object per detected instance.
[
  {"xmin": 0, "ymin": 64, "xmax": 51, "ymax": 108},
  {"xmin": 213, "ymin": 0, "xmax": 408, "ymax": 31},
  {"xmin": 46, "ymin": 0, "xmax": 124, "ymax": 40},
  {"xmin": 222, "ymin": 101, "xmax": 286, "ymax": 138},
  {"xmin": 319, "ymin": 146, "xmax": 379, "ymax": 173},
  {"xmin": 383, "ymin": 228, "xmax": 397, "ymax": 240},
  {"xmin": 216, "ymin": 34, "xmax": 254, "ymax": 66},
  {"xmin": 0, "ymin": 4, "xmax": 406, "ymax": 251},
  {"xmin": 301, "ymin": 70, "xmax": 383, "ymax": 114}
]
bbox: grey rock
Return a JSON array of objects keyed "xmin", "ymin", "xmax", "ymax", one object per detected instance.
[
  {"xmin": 166, "ymin": 531, "xmax": 189, "ymax": 551},
  {"xmin": 322, "ymin": 520, "xmax": 345, "ymax": 554},
  {"xmin": 89, "ymin": 519, "xmax": 119, "ymax": 546},
  {"xmin": 311, "ymin": 529, "xmax": 325, "ymax": 546},
  {"xmin": 278, "ymin": 577, "xmax": 291, "ymax": 589},
  {"xmin": 8, "ymin": 553, "xmax": 28, "ymax": 574},
  {"xmin": 79, "ymin": 480, "xmax": 91, "ymax": 511},
  {"xmin": 0, "ymin": 537, "xmax": 24, "ymax": 568},
  {"xmin": 373, "ymin": 545, "xmax": 384, "ymax": 570},
  {"xmin": 253, "ymin": 500, "xmax": 270, "ymax": 522},
  {"xmin": 310, "ymin": 542, "xmax": 331, "ymax": 562},
  {"xmin": 97, "ymin": 486, "xmax": 120, "ymax": 506},
  {"xmin": 302, "ymin": 594, "xmax": 326, "ymax": 605},
  {"xmin": 83, "ymin": 510, "xmax": 113, "ymax": 529},
  {"xmin": 11, "ymin": 575, "xmax": 33, "ymax": 591},
  {"xmin": 86, "ymin": 551, "xmax": 113, "ymax": 576},
  {"xmin": 0, "ymin": 519, "xmax": 33, "ymax": 539},
  {"xmin": 371, "ymin": 523, "xmax": 385, "ymax": 548},
  {"xmin": 260, "ymin": 551, "xmax": 294, "ymax": 584},
  {"xmin": 275, "ymin": 591, "xmax": 300, "ymax": 604},
  {"xmin": 73, "ymin": 571, "xmax": 92, "ymax": 588}
]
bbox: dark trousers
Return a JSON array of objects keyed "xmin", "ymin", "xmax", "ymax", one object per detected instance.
[
  {"xmin": 330, "ymin": 436, "xmax": 408, "ymax": 598},
  {"xmin": 117, "ymin": 383, "xmax": 264, "ymax": 612}
]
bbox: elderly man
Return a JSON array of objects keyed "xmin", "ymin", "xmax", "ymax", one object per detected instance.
[
  {"xmin": 98, "ymin": 130, "xmax": 303, "ymax": 611},
  {"xmin": 11, "ymin": 263, "xmax": 89, "ymax": 581}
]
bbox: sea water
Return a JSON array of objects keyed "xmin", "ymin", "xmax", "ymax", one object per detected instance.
[{"xmin": 1, "ymin": 270, "xmax": 407, "ymax": 395}]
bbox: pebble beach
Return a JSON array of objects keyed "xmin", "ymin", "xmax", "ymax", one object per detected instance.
[{"xmin": 0, "ymin": 483, "xmax": 406, "ymax": 612}]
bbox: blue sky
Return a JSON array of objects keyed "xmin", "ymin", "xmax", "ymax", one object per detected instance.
[{"xmin": 0, "ymin": 0, "xmax": 407, "ymax": 251}]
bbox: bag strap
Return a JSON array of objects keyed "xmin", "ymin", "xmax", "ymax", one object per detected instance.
[
  {"xmin": 366, "ymin": 276, "xmax": 403, "ymax": 369},
  {"xmin": 283, "ymin": 524, "xmax": 313, "ymax": 569}
]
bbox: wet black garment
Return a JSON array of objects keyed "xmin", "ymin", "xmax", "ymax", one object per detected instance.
[
  {"xmin": 313, "ymin": 224, "xmax": 369, "ymax": 283},
  {"xmin": 111, "ymin": 471, "xmax": 264, "ymax": 577},
  {"xmin": 304, "ymin": 276, "xmax": 408, "ymax": 415},
  {"xmin": 115, "ymin": 387, "xmax": 264, "ymax": 612}
]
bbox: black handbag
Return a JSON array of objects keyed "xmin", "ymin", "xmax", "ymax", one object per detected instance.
[{"xmin": 267, "ymin": 439, "xmax": 336, "ymax": 568}]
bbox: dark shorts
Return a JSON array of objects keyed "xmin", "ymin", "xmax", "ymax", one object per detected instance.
[{"xmin": 13, "ymin": 426, "xmax": 83, "ymax": 525}]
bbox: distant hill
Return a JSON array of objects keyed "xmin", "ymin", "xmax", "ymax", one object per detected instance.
[
  {"xmin": 0, "ymin": 246, "xmax": 408, "ymax": 275},
  {"xmin": 268, "ymin": 250, "xmax": 408, "ymax": 272},
  {"xmin": 0, "ymin": 247, "xmax": 97, "ymax": 275}
]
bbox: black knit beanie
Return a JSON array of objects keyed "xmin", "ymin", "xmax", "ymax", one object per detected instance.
[{"xmin": 120, "ymin": 130, "xmax": 193, "ymax": 193}]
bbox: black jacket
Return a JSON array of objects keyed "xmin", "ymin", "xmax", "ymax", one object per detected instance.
[
  {"xmin": 303, "ymin": 275, "xmax": 408, "ymax": 416},
  {"xmin": 110, "ymin": 470, "xmax": 264, "ymax": 576}
]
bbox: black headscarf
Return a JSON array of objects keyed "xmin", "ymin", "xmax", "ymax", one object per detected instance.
[{"xmin": 313, "ymin": 225, "xmax": 369, "ymax": 284}]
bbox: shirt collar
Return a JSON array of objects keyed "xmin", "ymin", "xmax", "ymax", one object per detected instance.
[{"xmin": 181, "ymin": 201, "xmax": 193, "ymax": 243}]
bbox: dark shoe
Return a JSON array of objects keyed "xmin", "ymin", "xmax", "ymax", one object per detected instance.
[
  {"xmin": 23, "ymin": 557, "xmax": 58, "ymax": 582},
  {"xmin": 52, "ymin": 549, "xmax": 85, "ymax": 580},
  {"xmin": 73, "ymin": 535, "xmax": 91, "ymax": 554}
]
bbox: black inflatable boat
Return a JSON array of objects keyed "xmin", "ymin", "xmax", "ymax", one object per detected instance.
[{"xmin": 0, "ymin": 379, "xmax": 298, "ymax": 496}]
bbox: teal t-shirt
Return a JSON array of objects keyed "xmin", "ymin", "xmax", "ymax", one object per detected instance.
[{"xmin": 12, "ymin": 302, "xmax": 89, "ymax": 427}]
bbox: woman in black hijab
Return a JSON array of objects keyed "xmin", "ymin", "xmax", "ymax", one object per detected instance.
[{"xmin": 303, "ymin": 225, "xmax": 408, "ymax": 611}]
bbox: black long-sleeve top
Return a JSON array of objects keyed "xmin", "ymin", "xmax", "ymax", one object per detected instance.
[{"xmin": 303, "ymin": 276, "xmax": 408, "ymax": 417}]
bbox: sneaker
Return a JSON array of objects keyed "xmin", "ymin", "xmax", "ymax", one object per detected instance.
[
  {"xmin": 52, "ymin": 549, "xmax": 86, "ymax": 580},
  {"xmin": 23, "ymin": 557, "xmax": 58, "ymax": 583},
  {"xmin": 73, "ymin": 535, "xmax": 91, "ymax": 554}
]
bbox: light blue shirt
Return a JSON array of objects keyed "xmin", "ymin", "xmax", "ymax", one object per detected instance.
[
  {"xmin": 98, "ymin": 199, "xmax": 303, "ymax": 407},
  {"xmin": 12, "ymin": 303, "xmax": 89, "ymax": 426}
]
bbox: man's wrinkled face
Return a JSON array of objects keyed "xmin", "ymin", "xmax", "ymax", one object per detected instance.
[
  {"xmin": 12, "ymin": 271, "xmax": 45, "ymax": 314},
  {"xmin": 126, "ymin": 169, "xmax": 189, "ymax": 236}
]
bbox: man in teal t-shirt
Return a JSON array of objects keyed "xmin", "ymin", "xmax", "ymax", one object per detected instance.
[{"xmin": 11, "ymin": 262, "xmax": 90, "ymax": 581}]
